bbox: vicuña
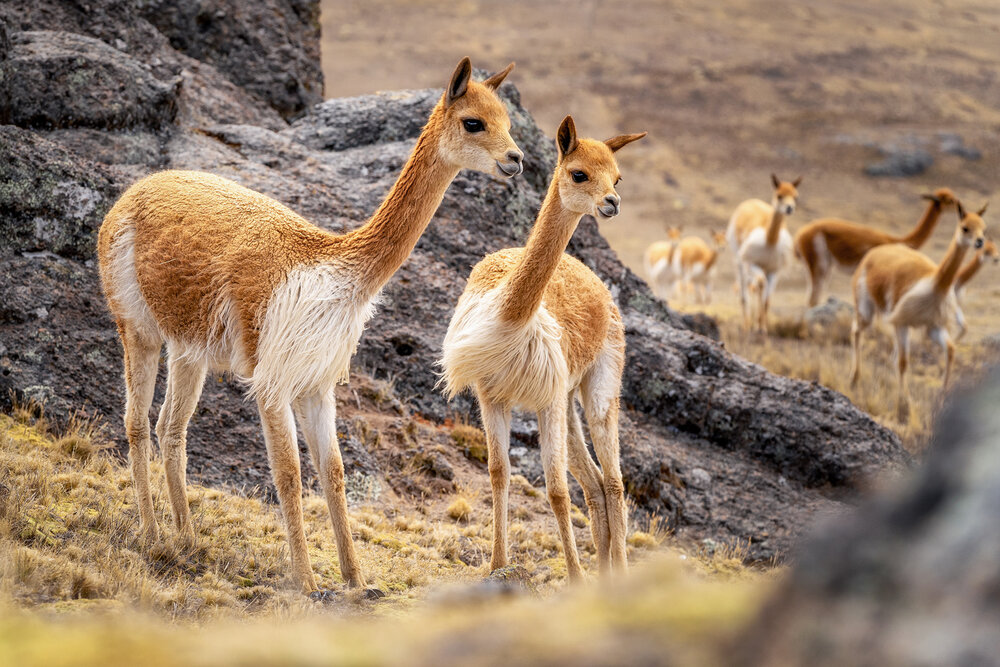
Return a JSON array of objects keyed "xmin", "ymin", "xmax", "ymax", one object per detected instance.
[
  {"xmin": 440, "ymin": 116, "xmax": 645, "ymax": 580},
  {"xmin": 97, "ymin": 58, "xmax": 523, "ymax": 594},
  {"xmin": 850, "ymin": 201, "xmax": 987, "ymax": 420},
  {"xmin": 795, "ymin": 188, "xmax": 957, "ymax": 307}
]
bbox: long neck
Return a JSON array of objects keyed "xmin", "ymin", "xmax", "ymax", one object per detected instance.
[
  {"xmin": 765, "ymin": 208, "xmax": 784, "ymax": 246},
  {"xmin": 955, "ymin": 250, "xmax": 984, "ymax": 291},
  {"xmin": 342, "ymin": 109, "xmax": 460, "ymax": 295},
  {"xmin": 933, "ymin": 235, "xmax": 970, "ymax": 295},
  {"xmin": 897, "ymin": 200, "xmax": 942, "ymax": 247},
  {"xmin": 497, "ymin": 178, "xmax": 582, "ymax": 324}
]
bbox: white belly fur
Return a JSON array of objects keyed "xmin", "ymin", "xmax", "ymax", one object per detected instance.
[{"xmin": 440, "ymin": 288, "xmax": 568, "ymax": 410}]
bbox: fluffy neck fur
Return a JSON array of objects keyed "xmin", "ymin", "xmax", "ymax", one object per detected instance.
[
  {"xmin": 765, "ymin": 208, "xmax": 785, "ymax": 246},
  {"xmin": 932, "ymin": 233, "xmax": 970, "ymax": 295},
  {"xmin": 339, "ymin": 103, "xmax": 460, "ymax": 296},
  {"xmin": 498, "ymin": 174, "xmax": 582, "ymax": 324},
  {"xmin": 897, "ymin": 199, "xmax": 943, "ymax": 248},
  {"xmin": 955, "ymin": 248, "xmax": 985, "ymax": 291}
]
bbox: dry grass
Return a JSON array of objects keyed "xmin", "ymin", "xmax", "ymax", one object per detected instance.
[{"xmin": 0, "ymin": 408, "xmax": 775, "ymax": 666}]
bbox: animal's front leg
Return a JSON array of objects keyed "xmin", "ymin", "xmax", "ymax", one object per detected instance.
[{"xmin": 258, "ymin": 399, "xmax": 317, "ymax": 593}]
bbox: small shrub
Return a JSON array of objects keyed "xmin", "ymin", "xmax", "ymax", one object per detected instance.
[{"xmin": 446, "ymin": 496, "xmax": 472, "ymax": 522}]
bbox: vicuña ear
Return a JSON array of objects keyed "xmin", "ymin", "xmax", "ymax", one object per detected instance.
[
  {"xmin": 605, "ymin": 132, "xmax": 647, "ymax": 152},
  {"xmin": 446, "ymin": 57, "xmax": 472, "ymax": 107},
  {"xmin": 978, "ymin": 201, "xmax": 989, "ymax": 216},
  {"xmin": 771, "ymin": 173, "xmax": 781, "ymax": 189},
  {"xmin": 957, "ymin": 200, "xmax": 967, "ymax": 220},
  {"xmin": 557, "ymin": 115, "xmax": 579, "ymax": 158},
  {"xmin": 792, "ymin": 176, "xmax": 802, "ymax": 188},
  {"xmin": 921, "ymin": 193, "xmax": 940, "ymax": 203},
  {"xmin": 483, "ymin": 62, "xmax": 515, "ymax": 90}
]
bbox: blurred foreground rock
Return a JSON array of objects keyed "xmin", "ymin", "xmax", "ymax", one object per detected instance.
[
  {"xmin": 0, "ymin": 0, "xmax": 909, "ymax": 560},
  {"xmin": 743, "ymin": 369, "xmax": 1000, "ymax": 665}
]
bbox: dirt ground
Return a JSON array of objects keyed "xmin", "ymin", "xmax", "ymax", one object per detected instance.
[{"xmin": 320, "ymin": 0, "xmax": 1000, "ymax": 342}]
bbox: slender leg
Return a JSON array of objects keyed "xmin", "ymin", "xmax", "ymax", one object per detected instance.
[
  {"xmin": 155, "ymin": 352, "xmax": 207, "ymax": 538},
  {"xmin": 850, "ymin": 316, "xmax": 866, "ymax": 387},
  {"xmin": 566, "ymin": 393, "xmax": 610, "ymax": 575},
  {"xmin": 761, "ymin": 272, "xmax": 779, "ymax": 334},
  {"xmin": 294, "ymin": 391, "xmax": 366, "ymax": 589},
  {"xmin": 928, "ymin": 326, "xmax": 955, "ymax": 392},
  {"xmin": 257, "ymin": 399, "xmax": 317, "ymax": 593},
  {"xmin": 584, "ymin": 396, "xmax": 628, "ymax": 574},
  {"xmin": 807, "ymin": 265, "xmax": 825, "ymax": 308},
  {"xmin": 477, "ymin": 391, "xmax": 512, "ymax": 572},
  {"xmin": 737, "ymin": 261, "xmax": 750, "ymax": 330},
  {"xmin": 538, "ymin": 400, "xmax": 583, "ymax": 582},
  {"xmin": 893, "ymin": 326, "xmax": 911, "ymax": 422},
  {"xmin": 120, "ymin": 323, "xmax": 162, "ymax": 544}
]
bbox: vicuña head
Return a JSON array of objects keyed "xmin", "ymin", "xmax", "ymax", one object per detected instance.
[
  {"xmin": 770, "ymin": 173, "xmax": 801, "ymax": 216},
  {"xmin": 955, "ymin": 200, "xmax": 988, "ymax": 250},
  {"xmin": 712, "ymin": 230, "xmax": 727, "ymax": 249},
  {"xmin": 435, "ymin": 58, "xmax": 523, "ymax": 177},
  {"xmin": 554, "ymin": 116, "xmax": 646, "ymax": 219},
  {"xmin": 665, "ymin": 225, "xmax": 683, "ymax": 241}
]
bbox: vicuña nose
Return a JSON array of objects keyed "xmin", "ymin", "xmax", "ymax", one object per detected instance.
[
  {"xmin": 506, "ymin": 150, "xmax": 523, "ymax": 165},
  {"xmin": 605, "ymin": 194, "xmax": 620, "ymax": 207}
]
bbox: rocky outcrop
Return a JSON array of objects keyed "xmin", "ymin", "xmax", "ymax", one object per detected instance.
[
  {"xmin": 743, "ymin": 370, "xmax": 1000, "ymax": 665},
  {"xmin": 0, "ymin": 31, "xmax": 180, "ymax": 130},
  {"xmin": 0, "ymin": 0, "xmax": 908, "ymax": 560}
]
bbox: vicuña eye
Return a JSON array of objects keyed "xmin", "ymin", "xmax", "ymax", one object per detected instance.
[
  {"xmin": 962, "ymin": 226, "xmax": 970, "ymax": 233},
  {"xmin": 615, "ymin": 177, "xmax": 622, "ymax": 186},
  {"xmin": 572, "ymin": 171, "xmax": 588, "ymax": 183},
  {"xmin": 462, "ymin": 119, "xmax": 485, "ymax": 133}
]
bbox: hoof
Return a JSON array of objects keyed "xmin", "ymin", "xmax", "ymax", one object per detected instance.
[
  {"xmin": 308, "ymin": 589, "xmax": 338, "ymax": 603},
  {"xmin": 362, "ymin": 588, "xmax": 386, "ymax": 601}
]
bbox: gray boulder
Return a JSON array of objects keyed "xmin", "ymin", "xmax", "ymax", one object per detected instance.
[{"xmin": 0, "ymin": 31, "xmax": 179, "ymax": 130}]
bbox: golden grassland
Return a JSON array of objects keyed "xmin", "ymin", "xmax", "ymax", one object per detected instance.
[{"xmin": 0, "ymin": 407, "xmax": 774, "ymax": 666}]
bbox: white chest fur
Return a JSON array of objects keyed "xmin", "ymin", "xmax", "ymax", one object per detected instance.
[
  {"xmin": 440, "ymin": 288, "xmax": 568, "ymax": 410},
  {"xmin": 250, "ymin": 263, "xmax": 378, "ymax": 408}
]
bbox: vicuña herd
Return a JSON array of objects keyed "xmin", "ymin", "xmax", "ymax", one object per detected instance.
[
  {"xmin": 94, "ymin": 58, "xmax": 990, "ymax": 595},
  {"xmin": 646, "ymin": 176, "xmax": 992, "ymax": 421}
]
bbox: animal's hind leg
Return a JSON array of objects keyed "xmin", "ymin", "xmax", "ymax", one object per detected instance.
[
  {"xmin": 156, "ymin": 351, "xmax": 207, "ymax": 539},
  {"xmin": 120, "ymin": 322, "xmax": 163, "ymax": 543},
  {"xmin": 294, "ymin": 391, "xmax": 366, "ymax": 589},
  {"xmin": 893, "ymin": 326, "xmax": 911, "ymax": 422},
  {"xmin": 258, "ymin": 399, "xmax": 317, "ymax": 593},
  {"xmin": 538, "ymin": 400, "xmax": 583, "ymax": 582},
  {"xmin": 566, "ymin": 393, "xmax": 610, "ymax": 575}
]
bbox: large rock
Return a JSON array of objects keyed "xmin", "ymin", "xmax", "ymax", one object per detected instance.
[
  {"xmin": 0, "ymin": 0, "xmax": 908, "ymax": 560},
  {"xmin": 0, "ymin": 31, "xmax": 179, "ymax": 130},
  {"xmin": 136, "ymin": 0, "xmax": 323, "ymax": 118},
  {"xmin": 0, "ymin": 126, "xmax": 118, "ymax": 258},
  {"xmin": 742, "ymin": 370, "xmax": 1000, "ymax": 665}
]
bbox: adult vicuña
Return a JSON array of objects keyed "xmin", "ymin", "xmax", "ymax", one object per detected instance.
[
  {"xmin": 643, "ymin": 225, "xmax": 682, "ymax": 299},
  {"xmin": 726, "ymin": 174, "xmax": 800, "ymax": 332},
  {"xmin": 850, "ymin": 201, "xmax": 987, "ymax": 420},
  {"xmin": 670, "ymin": 230, "xmax": 727, "ymax": 304},
  {"xmin": 794, "ymin": 188, "xmax": 958, "ymax": 307},
  {"xmin": 97, "ymin": 58, "xmax": 523, "ymax": 594},
  {"xmin": 441, "ymin": 116, "xmax": 645, "ymax": 580}
]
